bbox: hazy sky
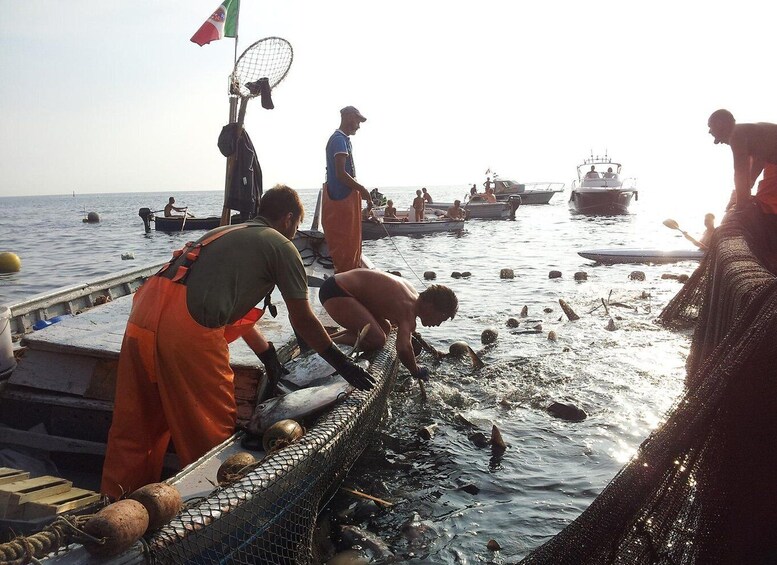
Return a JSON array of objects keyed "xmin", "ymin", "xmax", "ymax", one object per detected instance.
[{"xmin": 1, "ymin": 0, "xmax": 775, "ymax": 215}]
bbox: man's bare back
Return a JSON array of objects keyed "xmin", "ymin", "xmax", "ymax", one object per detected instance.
[{"xmin": 335, "ymin": 268, "xmax": 418, "ymax": 328}]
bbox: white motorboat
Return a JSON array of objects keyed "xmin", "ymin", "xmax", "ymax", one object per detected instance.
[
  {"xmin": 491, "ymin": 179, "xmax": 565, "ymax": 205},
  {"xmin": 568, "ymin": 154, "xmax": 638, "ymax": 215},
  {"xmin": 430, "ymin": 195, "xmax": 521, "ymax": 220}
]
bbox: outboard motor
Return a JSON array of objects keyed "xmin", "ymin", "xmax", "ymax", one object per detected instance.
[
  {"xmin": 508, "ymin": 195, "xmax": 522, "ymax": 219},
  {"xmin": 138, "ymin": 208, "xmax": 153, "ymax": 233}
]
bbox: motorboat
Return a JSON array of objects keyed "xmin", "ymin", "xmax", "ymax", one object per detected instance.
[
  {"xmin": 568, "ymin": 154, "xmax": 638, "ymax": 215},
  {"xmin": 430, "ymin": 195, "xmax": 521, "ymax": 220},
  {"xmin": 491, "ymin": 179, "xmax": 565, "ymax": 205}
]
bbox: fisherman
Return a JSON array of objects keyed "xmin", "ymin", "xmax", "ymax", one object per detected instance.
[
  {"xmin": 101, "ymin": 186, "xmax": 375, "ymax": 500},
  {"xmin": 164, "ymin": 196, "xmax": 187, "ymax": 217},
  {"xmin": 708, "ymin": 109, "xmax": 777, "ymax": 214},
  {"xmin": 322, "ymin": 106, "xmax": 373, "ymax": 273},
  {"xmin": 422, "ymin": 187, "xmax": 433, "ymax": 204},
  {"xmin": 446, "ymin": 200, "xmax": 465, "ymax": 219},
  {"xmin": 318, "ymin": 269, "xmax": 458, "ymax": 381}
]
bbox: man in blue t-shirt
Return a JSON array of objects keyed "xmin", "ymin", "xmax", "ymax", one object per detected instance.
[{"xmin": 322, "ymin": 106, "xmax": 373, "ymax": 272}]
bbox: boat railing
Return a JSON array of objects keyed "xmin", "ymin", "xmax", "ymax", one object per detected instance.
[{"xmin": 522, "ymin": 182, "xmax": 565, "ymax": 193}]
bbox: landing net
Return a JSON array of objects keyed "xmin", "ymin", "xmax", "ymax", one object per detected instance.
[
  {"xmin": 521, "ymin": 209, "xmax": 777, "ymax": 564},
  {"xmin": 145, "ymin": 334, "xmax": 398, "ymax": 564}
]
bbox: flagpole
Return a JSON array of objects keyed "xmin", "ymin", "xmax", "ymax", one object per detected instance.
[{"xmin": 222, "ymin": 0, "xmax": 241, "ymax": 226}]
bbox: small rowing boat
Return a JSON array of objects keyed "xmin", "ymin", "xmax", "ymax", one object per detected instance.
[
  {"xmin": 361, "ymin": 217, "xmax": 465, "ymax": 239},
  {"xmin": 578, "ymin": 248, "xmax": 705, "ymax": 265}
]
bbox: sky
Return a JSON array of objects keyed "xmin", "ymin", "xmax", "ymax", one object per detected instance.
[{"xmin": 1, "ymin": 0, "xmax": 776, "ymax": 219}]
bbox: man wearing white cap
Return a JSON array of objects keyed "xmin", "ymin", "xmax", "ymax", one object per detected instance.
[{"xmin": 323, "ymin": 106, "xmax": 373, "ymax": 272}]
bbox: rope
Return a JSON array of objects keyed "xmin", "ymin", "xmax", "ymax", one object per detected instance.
[{"xmin": 378, "ymin": 221, "xmax": 428, "ymax": 288}]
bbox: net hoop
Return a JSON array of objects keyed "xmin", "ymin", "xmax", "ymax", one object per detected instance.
[{"xmin": 230, "ymin": 37, "xmax": 293, "ymax": 98}]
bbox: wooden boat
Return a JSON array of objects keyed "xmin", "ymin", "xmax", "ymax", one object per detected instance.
[
  {"xmin": 137, "ymin": 208, "xmax": 245, "ymax": 233},
  {"xmin": 568, "ymin": 154, "xmax": 638, "ymax": 215},
  {"xmin": 361, "ymin": 217, "xmax": 465, "ymax": 239},
  {"xmin": 0, "ymin": 229, "xmax": 400, "ymax": 562},
  {"xmin": 578, "ymin": 248, "xmax": 705, "ymax": 264},
  {"xmin": 430, "ymin": 195, "xmax": 521, "ymax": 220}
]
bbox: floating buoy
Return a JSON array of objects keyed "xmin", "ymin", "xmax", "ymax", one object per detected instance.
[
  {"xmin": 423, "ymin": 271, "xmax": 436, "ymax": 280},
  {"xmin": 574, "ymin": 271, "xmax": 588, "ymax": 281},
  {"xmin": 121, "ymin": 252, "xmax": 135, "ymax": 260},
  {"xmin": 548, "ymin": 330, "xmax": 558, "ymax": 341},
  {"xmin": 82, "ymin": 211, "xmax": 100, "ymax": 223},
  {"xmin": 481, "ymin": 328, "xmax": 498, "ymax": 344},
  {"xmin": 0, "ymin": 252, "xmax": 21, "ymax": 273},
  {"xmin": 506, "ymin": 318, "xmax": 520, "ymax": 328},
  {"xmin": 262, "ymin": 418, "xmax": 304, "ymax": 452},
  {"xmin": 500, "ymin": 268, "xmax": 514, "ymax": 279},
  {"xmin": 548, "ymin": 270, "xmax": 562, "ymax": 279},
  {"xmin": 629, "ymin": 270, "xmax": 645, "ymax": 281},
  {"xmin": 451, "ymin": 271, "xmax": 462, "ymax": 279}
]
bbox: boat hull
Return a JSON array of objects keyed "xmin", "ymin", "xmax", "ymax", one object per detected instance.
[
  {"xmin": 568, "ymin": 189, "xmax": 635, "ymax": 215},
  {"xmin": 578, "ymin": 248, "xmax": 705, "ymax": 264},
  {"xmin": 432, "ymin": 198, "xmax": 519, "ymax": 219},
  {"xmin": 154, "ymin": 216, "xmax": 223, "ymax": 231},
  {"xmin": 361, "ymin": 219, "xmax": 465, "ymax": 239}
]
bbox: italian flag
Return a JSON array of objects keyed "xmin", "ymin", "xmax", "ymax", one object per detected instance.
[{"xmin": 190, "ymin": 0, "xmax": 239, "ymax": 46}]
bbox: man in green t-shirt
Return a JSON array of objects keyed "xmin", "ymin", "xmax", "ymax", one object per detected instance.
[{"xmin": 102, "ymin": 185, "xmax": 374, "ymax": 500}]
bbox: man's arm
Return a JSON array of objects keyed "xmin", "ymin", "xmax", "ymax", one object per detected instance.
[
  {"xmin": 396, "ymin": 322, "xmax": 421, "ymax": 377},
  {"xmin": 335, "ymin": 153, "xmax": 372, "ymax": 208},
  {"xmin": 285, "ymin": 298, "xmax": 332, "ymax": 352},
  {"xmin": 730, "ymin": 136, "xmax": 756, "ymax": 207}
]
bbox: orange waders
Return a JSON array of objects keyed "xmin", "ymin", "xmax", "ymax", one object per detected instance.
[
  {"xmin": 321, "ymin": 183, "xmax": 362, "ymax": 273},
  {"xmin": 101, "ymin": 227, "xmax": 262, "ymax": 500}
]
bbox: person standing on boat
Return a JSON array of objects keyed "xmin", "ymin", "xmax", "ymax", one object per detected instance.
[
  {"xmin": 101, "ymin": 186, "xmax": 375, "ymax": 500},
  {"xmin": 319, "ymin": 269, "xmax": 458, "ymax": 382},
  {"xmin": 412, "ymin": 190, "xmax": 425, "ymax": 222},
  {"xmin": 323, "ymin": 106, "xmax": 373, "ymax": 273},
  {"xmin": 164, "ymin": 196, "xmax": 187, "ymax": 217},
  {"xmin": 422, "ymin": 187, "xmax": 433, "ymax": 204}
]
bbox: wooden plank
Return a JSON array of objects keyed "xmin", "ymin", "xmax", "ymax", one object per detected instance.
[
  {"xmin": 8, "ymin": 350, "xmax": 99, "ymax": 396},
  {"xmin": 0, "ymin": 476, "xmax": 72, "ymax": 518},
  {"xmin": 22, "ymin": 488, "xmax": 102, "ymax": 519},
  {"xmin": 0, "ymin": 468, "xmax": 30, "ymax": 485}
]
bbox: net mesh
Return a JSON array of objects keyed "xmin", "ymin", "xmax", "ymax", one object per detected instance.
[
  {"xmin": 520, "ymin": 211, "xmax": 777, "ymax": 564},
  {"xmin": 144, "ymin": 333, "xmax": 398, "ymax": 564},
  {"xmin": 231, "ymin": 37, "xmax": 294, "ymax": 98}
]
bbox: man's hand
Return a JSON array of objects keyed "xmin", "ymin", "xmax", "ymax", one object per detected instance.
[
  {"xmin": 257, "ymin": 342, "xmax": 289, "ymax": 387},
  {"xmin": 319, "ymin": 343, "xmax": 377, "ymax": 391}
]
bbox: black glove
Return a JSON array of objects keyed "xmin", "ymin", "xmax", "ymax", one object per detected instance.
[
  {"xmin": 258, "ymin": 342, "xmax": 289, "ymax": 388},
  {"xmin": 319, "ymin": 344, "xmax": 376, "ymax": 391},
  {"xmin": 415, "ymin": 366, "xmax": 430, "ymax": 382}
]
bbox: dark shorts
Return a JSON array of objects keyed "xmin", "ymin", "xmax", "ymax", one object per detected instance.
[{"xmin": 319, "ymin": 276, "xmax": 353, "ymax": 305}]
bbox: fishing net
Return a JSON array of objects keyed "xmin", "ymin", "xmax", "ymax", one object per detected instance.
[
  {"xmin": 520, "ymin": 208, "xmax": 777, "ymax": 564},
  {"xmin": 142, "ymin": 334, "xmax": 398, "ymax": 564}
]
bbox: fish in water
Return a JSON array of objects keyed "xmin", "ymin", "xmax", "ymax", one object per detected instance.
[
  {"xmin": 249, "ymin": 380, "xmax": 353, "ymax": 434},
  {"xmin": 447, "ymin": 341, "xmax": 485, "ymax": 369},
  {"xmin": 339, "ymin": 525, "xmax": 395, "ymax": 562}
]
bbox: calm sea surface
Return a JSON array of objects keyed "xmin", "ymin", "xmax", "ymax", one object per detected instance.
[{"xmin": 0, "ymin": 187, "xmax": 698, "ymax": 562}]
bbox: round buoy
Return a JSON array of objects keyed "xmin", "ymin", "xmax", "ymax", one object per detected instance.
[
  {"xmin": 84, "ymin": 211, "xmax": 100, "ymax": 223},
  {"xmin": 481, "ymin": 328, "xmax": 498, "ymax": 344},
  {"xmin": 0, "ymin": 252, "xmax": 21, "ymax": 273}
]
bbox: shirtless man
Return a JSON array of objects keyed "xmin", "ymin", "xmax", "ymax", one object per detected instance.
[
  {"xmin": 422, "ymin": 187, "xmax": 433, "ymax": 204},
  {"xmin": 412, "ymin": 190, "xmax": 425, "ymax": 221},
  {"xmin": 446, "ymin": 200, "xmax": 465, "ymax": 219},
  {"xmin": 319, "ymin": 269, "xmax": 458, "ymax": 380},
  {"xmin": 483, "ymin": 187, "xmax": 497, "ymax": 203},
  {"xmin": 164, "ymin": 196, "xmax": 187, "ymax": 217},
  {"xmin": 708, "ymin": 109, "xmax": 777, "ymax": 213}
]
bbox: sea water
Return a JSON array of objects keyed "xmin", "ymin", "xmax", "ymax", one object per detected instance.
[{"xmin": 0, "ymin": 187, "xmax": 699, "ymax": 562}]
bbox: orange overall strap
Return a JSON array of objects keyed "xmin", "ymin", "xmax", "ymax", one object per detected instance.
[{"xmin": 157, "ymin": 224, "xmax": 251, "ymax": 281}]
